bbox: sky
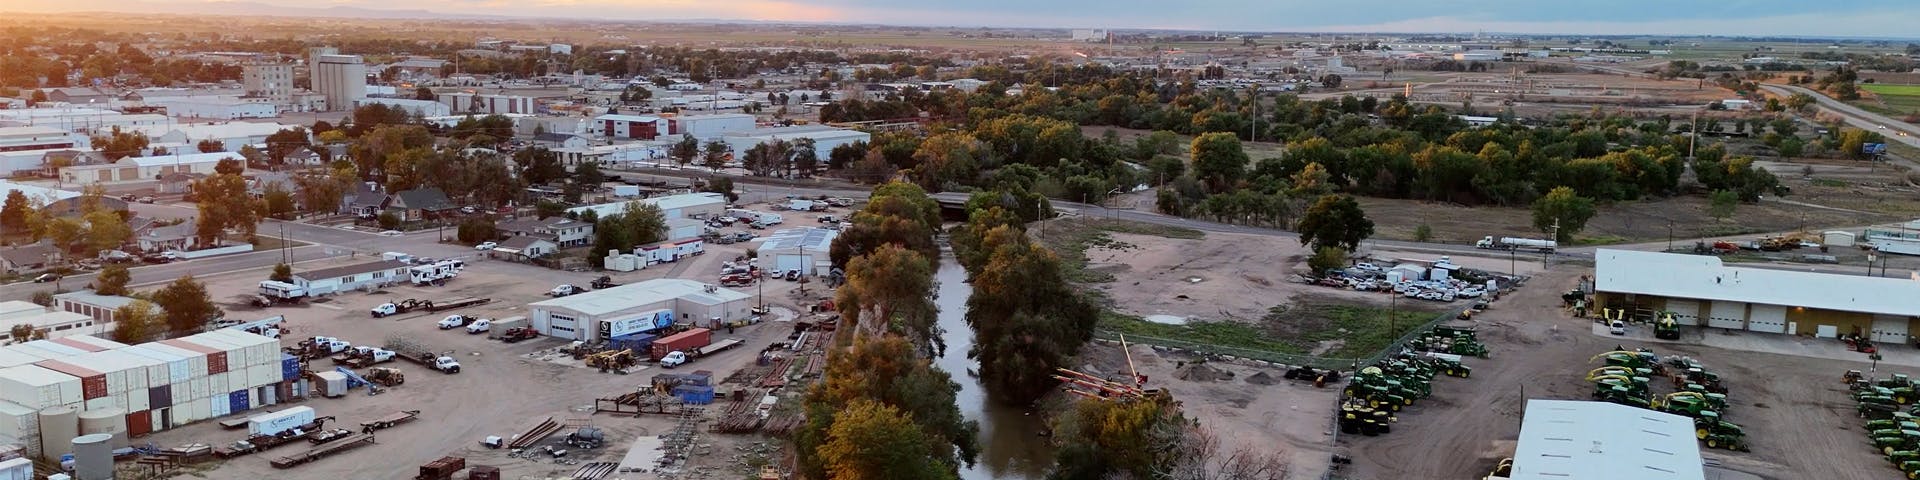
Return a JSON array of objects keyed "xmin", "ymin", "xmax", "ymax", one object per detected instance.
[{"xmin": 11, "ymin": 0, "xmax": 1920, "ymax": 38}]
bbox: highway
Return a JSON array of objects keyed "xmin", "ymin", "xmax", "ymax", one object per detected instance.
[{"xmin": 1760, "ymin": 84, "xmax": 1920, "ymax": 150}]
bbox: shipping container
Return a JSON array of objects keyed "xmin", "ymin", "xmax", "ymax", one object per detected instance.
[
  {"xmin": 180, "ymin": 333, "xmax": 244, "ymax": 366},
  {"xmin": 0, "ymin": 365, "xmax": 80, "ymax": 409},
  {"xmin": 167, "ymin": 384, "xmax": 185, "ymax": 406},
  {"xmin": 0, "ymin": 457, "xmax": 31, "ymax": 480},
  {"xmin": 228, "ymin": 391, "xmax": 248, "ymax": 414},
  {"xmin": 20, "ymin": 340, "xmax": 86, "ymax": 356},
  {"xmin": 54, "ymin": 355, "xmax": 125, "ymax": 396},
  {"xmin": 206, "ymin": 371, "xmax": 228, "ymax": 395},
  {"xmin": 126, "ymin": 410, "xmax": 152, "ymax": 437},
  {"xmin": 246, "ymin": 406, "xmax": 315, "ymax": 437},
  {"xmin": 182, "ymin": 399, "xmax": 211, "ymax": 424},
  {"xmin": 58, "ymin": 335, "xmax": 129, "ymax": 351},
  {"xmin": 139, "ymin": 343, "xmax": 206, "ymax": 378},
  {"xmin": 205, "ymin": 330, "xmax": 280, "ymax": 368},
  {"xmin": 0, "ymin": 348, "xmax": 44, "ymax": 369},
  {"xmin": 97, "ymin": 349, "xmax": 168, "ymax": 390},
  {"xmin": 187, "ymin": 377, "xmax": 209, "ymax": 402},
  {"xmin": 209, "ymin": 395, "xmax": 229, "ymax": 418},
  {"xmin": 0, "ymin": 401, "xmax": 41, "ymax": 458},
  {"xmin": 117, "ymin": 346, "xmax": 189, "ymax": 386},
  {"xmin": 149, "ymin": 407, "xmax": 167, "ymax": 432},
  {"xmin": 82, "ymin": 394, "xmax": 120, "ymax": 412},
  {"xmin": 650, "ymin": 328, "xmax": 712, "ymax": 361},
  {"xmin": 64, "ymin": 351, "xmax": 160, "ymax": 395},
  {"xmin": 147, "ymin": 386, "xmax": 171, "ymax": 409},
  {"xmin": 125, "ymin": 389, "xmax": 149, "ymax": 412},
  {"xmin": 158, "ymin": 340, "xmax": 221, "ymax": 375},
  {"xmin": 280, "ymin": 353, "xmax": 300, "ymax": 382},
  {"xmin": 47, "ymin": 337, "xmax": 110, "ymax": 352},
  {"xmin": 27, "ymin": 360, "xmax": 104, "ymax": 401},
  {"xmin": 245, "ymin": 364, "xmax": 276, "ymax": 390}
]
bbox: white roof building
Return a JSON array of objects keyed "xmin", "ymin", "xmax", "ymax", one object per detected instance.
[
  {"xmin": 1507, "ymin": 399, "xmax": 1703, "ymax": 480},
  {"xmin": 0, "ymin": 181, "xmax": 81, "ymax": 204},
  {"xmin": 757, "ymin": 227, "xmax": 839, "ymax": 276},
  {"xmin": 565, "ymin": 192, "xmax": 727, "ymax": 221},
  {"xmin": 1594, "ymin": 249, "xmax": 1920, "ymax": 319},
  {"xmin": 525, "ymin": 278, "xmax": 753, "ymax": 341}
]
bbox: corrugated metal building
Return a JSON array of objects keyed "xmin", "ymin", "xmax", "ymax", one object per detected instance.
[
  {"xmin": 1593, "ymin": 249, "xmax": 1920, "ymax": 343},
  {"xmin": 1504, "ymin": 399, "xmax": 1703, "ymax": 480},
  {"xmin": 527, "ymin": 278, "xmax": 752, "ymax": 342},
  {"xmin": 0, "ymin": 330, "xmax": 289, "ymax": 458}
]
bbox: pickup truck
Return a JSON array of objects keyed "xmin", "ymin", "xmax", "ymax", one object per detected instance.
[
  {"xmin": 547, "ymin": 284, "xmax": 588, "ymax": 297},
  {"xmin": 659, "ymin": 351, "xmax": 689, "ymax": 368},
  {"xmin": 465, "ymin": 319, "xmax": 491, "ymax": 334},
  {"xmin": 437, "ymin": 315, "xmax": 477, "ymax": 329}
]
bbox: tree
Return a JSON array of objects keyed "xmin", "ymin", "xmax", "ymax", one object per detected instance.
[
  {"xmin": 261, "ymin": 262, "xmax": 293, "ymax": 284},
  {"xmin": 376, "ymin": 212, "xmax": 400, "ymax": 230},
  {"xmin": 1307, "ymin": 246, "xmax": 1348, "ymax": 275},
  {"xmin": 1532, "ymin": 186, "xmax": 1595, "ymax": 242},
  {"xmin": 90, "ymin": 126, "xmax": 149, "ymax": 161},
  {"xmin": 817, "ymin": 399, "xmax": 957, "ymax": 480},
  {"xmin": 8, "ymin": 324, "xmax": 32, "ymax": 343},
  {"xmin": 965, "ymin": 227, "xmax": 1097, "ymax": 405},
  {"xmin": 1707, "ymin": 189, "xmax": 1739, "ymax": 221},
  {"xmin": 193, "ymin": 171, "xmax": 258, "ymax": 246},
  {"xmin": 415, "ymin": 86, "xmax": 436, "ymax": 101},
  {"xmin": 261, "ymin": 185, "xmax": 296, "ymax": 220},
  {"xmin": 0, "ymin": 190, "xmax": 29, "ymax": 235},
  {"xmin": 94, "ymin": 264, "xmax": 132, "ymax": 295},
  {"xmin": 1050, "ymin": 392, "xmax": 1189, "ymax": 479},
  {"xmin": 1190, "ymin": 132, "xmax": 1248, "ymax": 192},
  {"xmin": 1786, "ymin": 92, "xmax": 1816, "ymax": 112},
  {"xmin": 1296, "ymin": 195, "xmax": 1374, "ymax": 252},
  {"xmin": 670, "ymin": 134, "xmax": 700, "ymax": 169},
  {"xmin": 195, "ymin": 139, "xmax": 223, "ymax": 153},
  {"xmin": 836, "ymin": 245, "xmax": 939, "ymax": 353},
  {"xmin": 45, "ymin": 216, "xmax": 86, "ymax": 253},
  {"xmin": 152, "ymin": 275, "xmax": 221, "ymax": 336},
  {"xmin": 263, "ymin": 127, "xmax": 311, "ymax": 166},
  {"xmin": 795, "ymin": 336, "xmax": 977, "ymax": 480},
  {"xmin": 513, "ymin": 147, "xmax": 568, "ymax": 186},
  {"xmin": 574, "ymin": 161, "xmax": 605, "ymax": 186},
  {"xmin": 83, "ymin": 209, "xmax": 130, "ymax": 255},
  {"xmin": 110, "ymin": 300, "xmax": 159, "ymax": 343},
  {"xmin": 1413, "ymin": 224, "xmax": 1433, "ymax": 242},
  {"xmin": 621, "ymin": 201, "xmax": 669, "ymax": 246},
  {"xmin": 702, "ymin": 139, "xmax": 732, "ymax": 172},
  {"xmin": 703, "ymin": 177, "xmax": 738, "ymax": 202},
  {"xmin": 456, "ymin": 218, "xmax": 498, "ymax": 244}
]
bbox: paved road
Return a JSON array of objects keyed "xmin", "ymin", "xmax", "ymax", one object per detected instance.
[{"xmin": 1760, "ymin": 84, "xmax": 1920, "ymax": 149}]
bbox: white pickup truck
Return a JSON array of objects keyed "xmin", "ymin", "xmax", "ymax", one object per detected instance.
[
  {"xmin": 437, "ymin": 315, "xmax": 477, "ymax": 329},
  {"xmin": 465, "ymin": 319, "xmax": 491, "ymax": 334}
]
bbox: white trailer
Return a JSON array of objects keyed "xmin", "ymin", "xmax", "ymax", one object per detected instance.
[
  {"xmin": 409, "ymin": 261, "xmax": 461, "ymax": 285},
  {"xmin": 258, "ymin": 281, "xmax": 308, "ymax": 302},
  {"xmin": 1475, "ymin": 236, "xmax": 1557, "ymax": 253},
  {"xmin": 248, "ymin": 406, "xmax": 317, "ymax": 437}
]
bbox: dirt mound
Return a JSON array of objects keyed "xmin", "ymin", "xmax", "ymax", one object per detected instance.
[
  {"xmin": 1175, "ymin": 363, "xmax": 1235, "ymax": 382},
  {"xmin": 1245, "ymin": 371, "xmax": 1277, "ymax": 385}
]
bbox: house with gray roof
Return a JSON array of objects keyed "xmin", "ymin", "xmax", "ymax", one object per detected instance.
[{"xmin": 389, "ymin": 187, "xmax": 454, "ymax": 221}]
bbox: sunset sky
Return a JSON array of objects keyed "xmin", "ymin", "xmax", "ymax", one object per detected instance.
[{"xmin": 6, "ymin": 0, "xmax": 1919, "ymax": 37}]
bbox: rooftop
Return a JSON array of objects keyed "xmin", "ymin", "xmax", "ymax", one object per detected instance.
[
  {"xmin": 0, "ymin": 181, "xmax": 81, "ymax": 203},
  {"xmin": 565, "ymin": 192, "xmax": 726, "ymax": 219},
  {"xmin": 1510, "ymin": 399, "xmax": 1703, "ymax": 480},
  {"xmin": 296, "ymin": 259, "xmax": 409, "ymax": 282},
  {"xmin": 0, "ymin": 126, "xmax": 68, "ymax": 138},
  {"xmin": 529, "ymin": 278, "xmax": 749, "ymax": 316},
  {"xmin": 760, "ymin": 227, "xmax": 838, "ymax": 252},
  {"xmin": 1594, "ymin": 249, "xmax": 1920, "ymax": 317},
  {"xmin": 123, "ymin": 151, "xmax": 244, "ymax": 168},
  {"xmin": 0, "ymin": 301, "xmax": 47, "ymax": 320},
  {"xmin": 52, "ymin": 290, "xmax": 138, "ymax": 310}
]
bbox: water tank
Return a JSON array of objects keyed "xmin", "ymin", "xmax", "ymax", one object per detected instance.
[
  {"xmin": 37, "ymin": 406, "xmax": 78, "ymax": 463},
  {"xmin": 77, "ymin": 407, "xmax": 128, "ymax": 449},
  {"xmin": 70, "ymin": 433, "xmax": 112, "ymax": 480}
]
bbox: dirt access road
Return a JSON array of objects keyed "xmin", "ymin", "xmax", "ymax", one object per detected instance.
[{"xmin": 1342, "ymin": 266, "xmax": 1890, "ymax": 480}]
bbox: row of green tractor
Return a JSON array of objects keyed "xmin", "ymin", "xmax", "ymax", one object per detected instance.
[
  {"xmin": 1337, "ymin": 349, "xmax": 1474, "ymax": 437},
  {"xmin": 1587, "ymin": 349, "xmax": 1749, "ymax": 451},
  {"xmin": 1407, "ymin": 325, "xmax": 1490, "ymax": 358},
  {"xmin": 1845, "ymin": 369, "xmax": 1920, "ymax": 479}
]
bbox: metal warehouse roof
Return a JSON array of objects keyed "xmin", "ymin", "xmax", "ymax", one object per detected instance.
[
  {"xmin": 529, "ymin": 278, "xmax": 749, "ymax": 316},
  {"xmin": 1510, "ymin": 399, "xmax": 1703, "ymax": 480},
  {"xmin": 566, "ymin": 193, "xmax": 726, "ymax": 220},
  {"xmin": 53, "ymin": 290, "xmax": 138, "ymax": 310},
  {"xmin": 1594, "ymin": 249, "xmax": 1920, "ymax": 317},
  {"xmin": 0, "ymin": 301, "xmax": 47, "ymax": 320},
  {"xmin": 296, "ymin": 259, "xmax": 410, "ymax": 282},
  {"xmin": 759, "ymin": 227, "xmax": 838, "ymax": 253}
]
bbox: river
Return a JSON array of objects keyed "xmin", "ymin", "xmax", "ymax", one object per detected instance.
[{"xmin": 931, "ymin": 253, "xmax": 1053, "ymax": 480}]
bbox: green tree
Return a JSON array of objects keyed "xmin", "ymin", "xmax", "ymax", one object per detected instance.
[
  {"xmin": 152, "ymin": 274, "xmax": 221, "ymax": 336},
  {"xmin": 703, "ymin": 177, "xmax": 738, "ymax": 202},
  {"xmin": 269, "ymin": 262, "xmax": 293, "ymax": 282},
  {"xmin": 0, "ymin": 190, "xmax": 28, "ymax": 235},
  {"xmin": 415, "ymin": 86, "xmax": 436, "ymax": 101},
  {"xmin": 670, "ymin": 134, "xmax": 700, "ymax": 169},
  {"xmin": 1413, "ymin": 224, "xmax": 1434, "ymax": 242},
  {"xmin": 45, "ymin": 217, "xmax": 86, "ymax": 253},
  {"xmin": 702, "ymin": 139, "xmax": 732, "ymax": 172},
  {"xmin": 794, "ymin": 336, "xmax": 978, "ymax": 480},
  {"xmin": 456, "ymin": 217, "xmax": 498, "ymax": 244},
  {"xmin": 1786, "ymin": 92, "xmax": 1815, "ymax": 112},
  {"xmin": 1531, "ymin": 186, "xmax": 1596, "ymax": 242},
  {"xmin": 1296, "ymin": 194, "xmax": 1375, "ymax": 252},
  {"xmin": 193, "ymin": 171, "xmax": 258, "ymax": 245},
  {"xmin": 1050, "ymin": 392, "xmax": 1189, "ymax": 479},
  {"xmin": 84, "ymin": 208, "xmax": 132, "ymax": 255},
  {"xmin": 94, "ymin": 264, "xmax": 131, "ymax": 296},
  {"xmin": 261, "ymin": 185, "xmax": 296, "ymax": 220},
  {"xmin": 1706, "ymin": 189, "xmax": 1739, "ymax": 221},
  {"xmin": 263, "ymin": 127, "xmax": 310, "ymax": 166},
  {"xmin": 621, "ymin": 201, "xmax": 668, "ymax": 246},
  {"xmin": 1307, "ymin": 246, "xmax": 1348, "ymax": 275},
  {"xmin": 574, "ymin": 161, "xmax": 605, "ymax": 186},
  {"xmin": 965, "ymin": 228, "xmax": 1098, "ymax": 404},
  {"xmin": 90, "ymin": 126, "xmax": 149, "ymax": 161},
  {"xmin": 195, "ymin": 139, "xmax": 223, "ymax": 153},
  {"xmin": 817, "ymin": 399, "xmax": 958, "ymax": 480},
  {"xmin": 110, "ymin": 300, "xmax": 159, "ymax": 343},
  {"xmin": 1190, "ymin": 132, "xmax": 1248, "ymax": 192},
  {"xmin": 376, "ymin": 212, "xmax": 400, "ymax": 230},
  {"xmin": 836, "ymin": 245, "xmax": 939, "ymax": 352}
]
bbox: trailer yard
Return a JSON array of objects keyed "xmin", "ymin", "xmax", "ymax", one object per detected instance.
[{"xmin": 127, "ymin": 224, "xmax": 828, "ymax": 480}]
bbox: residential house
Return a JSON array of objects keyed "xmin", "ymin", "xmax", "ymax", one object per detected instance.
[
  {"xmin": 341, "ymin": 182, "xmax": 389, "ymax": 217},
  {"xmin": 158, "ymin": 171, "xmax": 205, "ymax": 194},
  {"xmin": 137, "ymin": 220, "xmax": 194, "ymax": 252},
  {"xmin": 492, "ymin": 235, "xmax": 558, "ymax": 259},
  {"xmin": 246, "ymin": 171, "xmax": 295, "ymax": 198},
  {"xmin": 388, "ymin": 187, "xmax": 455, "ymax": 221},
  {"xmin": 532, "ymin": 132, "xmax": 590, "ymax": 150},
  {"xmin": 495, "ymin": 217, "xmax": 594, "ymax": 248},
  {"xmin": 292, "ymin": 259, "xmax": 411, "ymax": 295},
  {"xmin": 42, "ymin": 195, "xmax": 129, "ymax": 218},
  {"xmin": 0, "ymin": 242, "xmax": 58, "ymax": 274}
]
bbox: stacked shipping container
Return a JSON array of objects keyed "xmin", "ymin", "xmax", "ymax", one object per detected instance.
[{"xmin": 0, "ymin": 330, "xmax": 287, "ymax": 456}]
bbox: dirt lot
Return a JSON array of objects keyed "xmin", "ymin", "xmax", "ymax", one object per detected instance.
[
  {"xmin": 135, "ymin": 227, "xmax": 836, "ymax": 480},
  {"xmin": 1341, "ymin": 265, "xmax": 1893, "ymax": 480},
  {"xmin": 1076, "ymin": 341, "xmax": 1340, "ymax": 477}
]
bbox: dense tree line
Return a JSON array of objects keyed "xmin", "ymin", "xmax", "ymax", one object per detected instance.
[{"xmin": 949, "ymin": 195, "xmax": 1098, "ymax": 405}]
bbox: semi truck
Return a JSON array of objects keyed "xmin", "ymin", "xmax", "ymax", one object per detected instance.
[{"xmin": 1475, "ymin": 236, "xmax": 1558, "ymax": 253}]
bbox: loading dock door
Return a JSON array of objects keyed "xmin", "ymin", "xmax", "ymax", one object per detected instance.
[
  {"xmin": 1706, "ymin": 301, "xmax": 1747, "ymax": 330},
  {"xmin": 1665, "ymin": 299, "xmax": 1701, "ymax": 326},
  {"xmin": 1872, "ymin": 315, "xmax": 1910, "ymax": 344},
  {"xmin": 1746, "ymin": 304, "xmax": 1788, "ymax": 334},
  {"xmin": 775, "ymin": 254, "xmax": 808, "ymax": 274}
]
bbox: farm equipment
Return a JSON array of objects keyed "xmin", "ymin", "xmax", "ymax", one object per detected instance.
[
  {"xmin": 366, "ymin": 367, "xmax": 405, "ymax": 387},
  {"xmin": 1876, "ymin": 430, "xmax": 1920, "ymax": 455},
  {"xmin": 1673, "ymin": 367, "xmax": 1729, "ymax": 395},
  {"xmin": 1412, "ymin": 351, "xmax": 1472, "ymax": 378},
  {"xmin": 1656, "ymin": 394, "xmax": 1715, "ymax": 419},
  {"xmin": 1593, "ymin": 350, "xmax": 1664, "ymax": 375},
  {"xmin": 1283, "ymin": 366, "xmax": 1342, "ymax": 387},
  {"xmin": 1335, "ymin": 399, "xmax": 1397, "ymax": 436},
  {"xmin": 1847, "ymin": 334, "xmax": 1879, "ymax": 354},
  {"xmin": 1654, "ymin": 313, "xmax": 1681, "ymax": 340},
  {"xmin": 1407, "ymin": 326, "xmax": 1489, "ymax": 358},
  {"xmin": 586, "ymin": 349, "xmax": 638, "ymax": 372}
]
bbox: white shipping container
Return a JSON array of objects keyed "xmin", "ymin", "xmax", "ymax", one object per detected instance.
[
  {"xmin": 0, "ymin": 457, "xmax": 32, "ymax": 480},
  {"xmin": 140, "ymin": 343, "xmax": 207, "ymax": 378},
  {"xmin": 0, "ymin": 401, "xmax": 40, "ymax": 458},
  {"xmin": 180, "ymin": 400, "xmax": 210, "ymax": 425},
  {"xmin": 114, "ymin": 349, "xmax": 169, "ymax": 389},
  {"xmin": 61, "ymin": 335, "xmax": 128, "ymax": 351},
  {"xmin": 0, "ymin": 349, "xmax": 43, "ymax": 369},
  {"xmin": 20, "ymin": 340, "xmax": 85, "ymax": 356},
  {"xmin": 245, "ymin": 364, "xmax": 275, "ymax": 389},
  {"xmin": 119, "ymin": 346, "xmax": 190, "ymax": 386},
  {"xmin": 169, "ymin": 383, "xmax": 186, "ymax": 405},
  {"xmin": 184, "ymin": 333, "xmax": 251, "ymax": 366},
  {"xmin": 83, "ymin": 395, "xmax": 120, "ymax": 412},
  {"xmin": 0, "ymin": 365, "xmax": 81, "ymax": 409},
  {"xmin": 211, "ymin": 329, "xmax": 280, "ymax": 367},
  {"xmin": 149, "ymin": 408, "xmax": 163, "ymax": 432},
  {"xmin": 125, "ymin": 389, "xmax": 149, "ymax": 412},
  {"xmin": 205, "ymin": 372, "xmax": 227, "ymax": 395},
  {"xmin": 187, "ymin": 378, "xmax": 208, "ymax": 401},
  {"xmin": 209, "ymin": 396, "xmax": 229, "ymax": 418},
  {"xmin": 246, "ymin": 407, "xmax": 315, "ymax": 436}
]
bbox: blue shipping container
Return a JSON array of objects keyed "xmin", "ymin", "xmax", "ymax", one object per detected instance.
[
  {"xmin": 229, "ymin": 391, "xmax": 249, "ymax": 414},
  {"xmin": 281, "ymin": 353, "xmax": 300, "ymax": 382},
  {"xmin": 148, "ymin": 385, "xmax": 172, "ymax": 408},
  {"xmin": 609, "ymin": 333, "xmax": 656, "ymax": 353},
  {"xmin": 681, "ymin": 372, "xmax": 711, "ymax": 387},
  {"xmin": 674, "ymin": 385, "xmax": 714, "ymax": 405}
]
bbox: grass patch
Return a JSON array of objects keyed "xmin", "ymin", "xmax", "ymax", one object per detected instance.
[
  {"xmin": 1097, "ymin": 301, "xmax": 1441, "ymax": 360},
  {"xmin": 1811, "ymin": 178, "xmax": 1851, "ymax": 188},
  {"xmin": 1697, "ymin": 224, "xmax": 1765, "ymax": 238},
  {"xmin": 1569, "ymin": 234, "xmax": 1630, "ymax": 246},
  {"xmin": 1036, "ymin": 218, "xmax": 1204, "ymax": 284}
]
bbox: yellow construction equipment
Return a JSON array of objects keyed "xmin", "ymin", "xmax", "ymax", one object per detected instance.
[{"xmin": 1586, "ymin": 367, "xmax": 1635, "ymax": 381}]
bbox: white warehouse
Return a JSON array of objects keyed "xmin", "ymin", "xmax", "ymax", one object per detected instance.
[
  {"xmin": 757, "ymin": 227, "xmax": 839, "ymax": 277},
  {"xmin": 526, "ymin": 278, "xmax": 753, "ymax": 342},
  {"xmin": 722, "ymin": 126, "xmax": 871, "ymax": 165}
]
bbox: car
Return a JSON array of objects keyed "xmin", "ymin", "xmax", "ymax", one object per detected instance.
[
  {"xmin": 460, "ymin": 206, "xmax": 477, "ymax": 214},
  {"xmin": 465, "ymin": 319, "xmax": 491, "ymax": 334},
  {"xmin": 547, "ymin": 284, "xmax": 587, "ymax": 297},
  {"xmin": 137, "ymin": 196, "xmax": 154, "ymax": 204},
  {"xmin": 474, "ymin": 241, "xmax": 498, "ymax": 250},
  {"xmin": 119, "ymin": 194, "xmax": 136, "ymax": 201},
  {"xmin": 1609, "ymin": 320, "xmax": 1628, "ymax": 335},
  {"xmin": 32, "ymin": 273, "xmax": 60, "ymax": 283},
  {"xmin": 379, "ymin": 230, "xmax": 403, "ymax": 237},
  {"xmin": 659, "ymin": 351, "xmax": 688, "ymax": 368}
]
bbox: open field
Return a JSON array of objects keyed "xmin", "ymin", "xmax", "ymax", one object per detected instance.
[
  {"xmin": 1342, "ymin": 265, "xmax": 1904, "ymax": 480},
  {"xmin": 1861, "ymin": 84, "xmax": 1920, "ymax": 115}
]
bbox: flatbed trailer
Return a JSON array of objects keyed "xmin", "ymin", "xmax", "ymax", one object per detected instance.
[
  {"xmin": 426, "ymin": 297, "xmax": 491, "ymax": 312},
  {"xmin": 213, "ymin": 417, "xmax": 332, "ymax": 458},
  {"xmin": 271, "ymin": 433, "xmax": 376, "ymax": 469},
  {"xmin": 361, "ymin": 410, "xmax": 422, "ymax": 432},
  {"xmin": 695, "ymin": 338, "xmax": 744, "ymax": 357}
]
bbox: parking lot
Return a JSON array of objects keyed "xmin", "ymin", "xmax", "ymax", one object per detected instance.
[{"xmin": 137, "ymin": 206, "xmax": 845, "ymax": 479}]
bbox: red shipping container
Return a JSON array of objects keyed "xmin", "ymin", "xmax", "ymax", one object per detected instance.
[
  {"xmin": 36, "ymin": 360, "xmax": 107, "ymax": 400},
  {"xmin": 650, "ymin": 328, "xmax": 712, "ymax": 361},
  {"xmin": 206, "ymin": 351, "xmax": 228, "ymax": 374},
  {"xmin": 127, "ymin": 410, "xmax": 153, "ymax": 437},
  {"xmin": 49, "ymin": 337, "xmax": 107, "ymax": 352}
]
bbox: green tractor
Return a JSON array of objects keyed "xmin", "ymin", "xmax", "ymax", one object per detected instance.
[
  {"xmin": 1654, "ymin": 312, "xmax": 1681, "ymax": 340},
  {"xmin": 1337, "ymin": 400, "xmax": 1397, "ymax": 436},
  {"xmin": 1888, "ymin": 450, "xmax": 1920, "ymax": 466},
  {"xmin": 1594, "ymin": 385, "xmax": 1651, "ymax": 408},
  {"xmin": 1861, "ymin": 397, "xmax": 1905, "ymax": 419},
  {"xmin": 1659, "ymin": 395, "xmax": 1715, "ymax": 419},
  {"xmin": 1881, "ymin": 375, "xmax": 1919, "ymax": 404},
  {"xmin": 1666, "ymin": 392, "xmax": 1728, "ymax": 414},
  {"xmin": 1867, "ymin": 419, "xmax": 1920, "ymax": 432},
  {"xmin": 1873, "ymin": 429, "xmax": 1920, "ymax": 456},
  {"xmin": 1898, "ymin": 461, "xmax": 1920, "ymax": 480},
  {"xmin": 1415, "ymin": 352, "xmax": 1472, "ymax": 378},
  {"xmin": 1592, "ymin": 350, "xmax": 1665, "ymax": 375},
  {"xmin": 1675, "ymin": 367, "xmax": 1729, "ymax": 394},
  {"xmin": 1694, "ymin": 413, "xmax": 1749, "ymax": 451}
]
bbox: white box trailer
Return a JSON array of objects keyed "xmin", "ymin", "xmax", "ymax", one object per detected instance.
[{"xmin": 247, "ymin": 406, "xmax": 316, "ymax": 436}]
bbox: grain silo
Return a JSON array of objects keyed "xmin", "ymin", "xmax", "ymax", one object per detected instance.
[
  {"xmin": 69, "ymin": 433, "xmax": 112, "ymax": 480},
  {"xmin": 77, "ymin": 407, "xmax": 127, "ymax": 449}
]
